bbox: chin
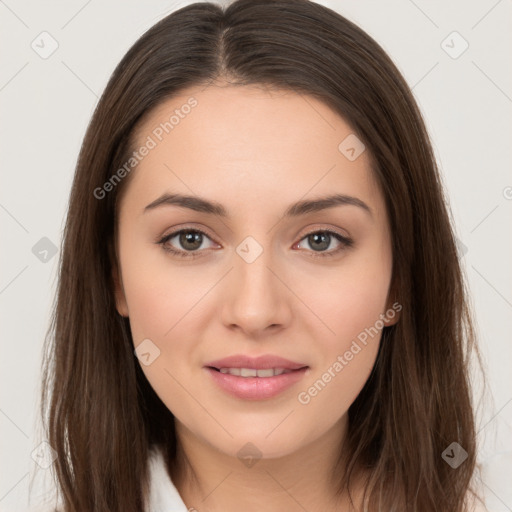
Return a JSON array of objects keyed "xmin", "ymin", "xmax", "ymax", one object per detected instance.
[{"xmin": 212, "ymin": 431, "xmax": 307, "ymax": 463}]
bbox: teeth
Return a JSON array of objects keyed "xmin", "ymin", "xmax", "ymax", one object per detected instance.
[{"xmin": 218, "ymin": 367, "xmax": 291, "ymax": 377}]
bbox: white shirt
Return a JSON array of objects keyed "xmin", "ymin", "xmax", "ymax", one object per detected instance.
[
  {"xmin": 26, "ymin": 447, "xmax": 188, "ymax": 512},
  {"xmin": 27, "ymin": 445, "xmax": 500, "ymax": 511},
  {"xmin": 147, "ymin": 447, "xmax": 189, "ymax": 512}
]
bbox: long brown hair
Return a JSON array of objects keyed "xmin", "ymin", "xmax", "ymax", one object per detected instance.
[{"xmin": 39, "ymin": 0, "xmax": 483, "ymax": 510}]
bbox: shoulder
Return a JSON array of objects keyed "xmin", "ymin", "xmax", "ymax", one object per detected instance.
[{"xmin": 25, "ymin": 448, "xmax": 186, "ymax": 512}]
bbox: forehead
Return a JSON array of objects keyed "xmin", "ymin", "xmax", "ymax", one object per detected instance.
[
  {"xmin": 123, "ymin": 83, "xmax": 384, "ymax": 219},
  {"xmin": 135, "ymin": 83, "xmax": 362, "ymax": 162}
]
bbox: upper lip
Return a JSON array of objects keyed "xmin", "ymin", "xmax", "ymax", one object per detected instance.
[{"xmin": 205, "ymin": 354, "xmax": 308, "ymax": 371}]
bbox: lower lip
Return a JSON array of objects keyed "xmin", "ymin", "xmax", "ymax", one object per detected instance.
[{"xmin": 204, "ymin": 367, "xmax": 308, "ymax": 400}]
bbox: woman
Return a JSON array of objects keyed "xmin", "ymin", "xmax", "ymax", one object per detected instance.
[{"xmin": 37, "ymin": 0, "xmax": 484, "ymax": 510}]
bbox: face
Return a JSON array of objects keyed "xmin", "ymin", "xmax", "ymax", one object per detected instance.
[{"xmin": 113, "ymin": 83, "xmax": 399, "ymax": 461}]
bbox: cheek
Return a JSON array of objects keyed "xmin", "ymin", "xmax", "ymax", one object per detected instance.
[
  {"xmin": 293, "ymin": 250, "xmax": 390, "ymax": 419},
  {"xmin": 296, "ymin": 337, "xmax": 380, "ymax": 441},
  {"xmin": 121, "ymin": 268, "xmax": 172, "ymax": 344},
  {"xmin": 119, "ymin": 227, "xmax": 391, "ymax": 425},
  {"xmin": 299, "ymin": 247, "xmax": 392, "ymax": 351},
  {"xmin": 118, "ymin": 232, "xmax": 208, "ymax": 344},
  {"xmin": 119, "ymin": 253, "xmax": 207, "ymax": 410},
  {"xmin": 296, "ymin": 279, "xmax": 386, "ymax": 430}
]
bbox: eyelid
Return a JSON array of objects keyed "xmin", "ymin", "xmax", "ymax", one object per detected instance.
[
  {"xmin": 157, "ymin": 225, "xmax": 219, "ymax": 258},
  {"xmin": 158, "ymin": 223, "xmax": 219, "ymax": 245},
  {"xmin": 293, "ymin": 227, "xmax": 354, "ymax": 258},
  {"xmin": 298, "ymin": 225, "xmax": 351, "ymax": 241},
  {"xmin": 156, "ymin": 224, "xmax": 354, "ymax": 258}
]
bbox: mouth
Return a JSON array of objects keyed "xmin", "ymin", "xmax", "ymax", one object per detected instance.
[
  {"xmin": 204, "ymin": 365, "xmax": 309, "ymax": 400},
  {"xmin": 207, "ymin": 366, "xmax": 306, "ymax": 377}
]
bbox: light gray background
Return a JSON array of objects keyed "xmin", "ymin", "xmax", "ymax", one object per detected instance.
[{"xmin": 1, "ymin": 0, "xmax": 511, "ymax": 510}]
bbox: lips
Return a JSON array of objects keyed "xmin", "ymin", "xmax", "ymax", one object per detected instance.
[
  {"xmin": 205, "ymin": 354, "xmax": 308, "ymax": 371},
  {"xmin": 203, "ymin": 354, "xmax": 309, "ymax": 400}
]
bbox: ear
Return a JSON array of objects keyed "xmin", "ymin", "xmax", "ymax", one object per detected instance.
[
  {"xmin": 383, "ymin": 272, "xmax": 401, "ymax": 327},
  {"xmin": 112, "ymin": 263, "xmax": 129, "ymax": 317},
  {"xmin": 110, "ymin": 241, "xmax": 129, "ymax": 317},
  {"xmin": 382, "ymin": 300, "xmax": 401, "ymax": 326}
]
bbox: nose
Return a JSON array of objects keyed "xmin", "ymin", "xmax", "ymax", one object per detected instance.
[{"xmin": 220, "ymin": 246, "xmax": 293, "ymax": 337}]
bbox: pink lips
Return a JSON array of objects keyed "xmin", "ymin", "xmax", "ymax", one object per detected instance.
[
  {"xmin": 204, "ymin": 354, "xmax": 309, "ymax": 400},
  {"xmin": 205, "ymin": 354, "xmax": 307, "ymax": 371}
]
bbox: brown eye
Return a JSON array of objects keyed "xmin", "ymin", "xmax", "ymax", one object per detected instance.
[
  {"xmin": 294, "ymin": 230, "xmax": 353, "ymax": 258},
  {"xmin": 157, "ymin": 228, "xmax": 216, "ymax": 258},
  {"xmin": 178, "ymin": 231, "xmax": 203, "ymax": 251}
]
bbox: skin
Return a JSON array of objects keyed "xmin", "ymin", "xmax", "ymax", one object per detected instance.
[{"xmin": 113, "ymin": 82, "xmax": 400, "ymax": 512}]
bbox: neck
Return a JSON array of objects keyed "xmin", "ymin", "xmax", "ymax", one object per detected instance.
[{"xmin": 167, "ymin": 414, "xmax": 364, "ymax": 512}]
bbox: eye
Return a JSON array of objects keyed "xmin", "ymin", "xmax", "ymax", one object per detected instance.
[
  {"xmin": 157, "ymin": 228, "xmax": 218, "ymax": 259},
  {"xmin": 157, "ymin": 227, "xmax": 354, "ymax": 259},
  {"xmin": 293, "ymin": 229, "xmax": 354, "ymax": 258}
]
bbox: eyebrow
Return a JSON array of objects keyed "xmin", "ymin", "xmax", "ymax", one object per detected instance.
[{"xmin": 143, "ymin": 192, "xmax": 373, "ymax": 219}]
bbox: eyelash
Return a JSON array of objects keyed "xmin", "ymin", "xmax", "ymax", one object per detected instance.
[{"xmin": 156, "ymin": 227, "xmax": 354, "ymax": 260}]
